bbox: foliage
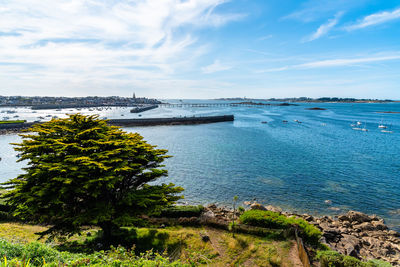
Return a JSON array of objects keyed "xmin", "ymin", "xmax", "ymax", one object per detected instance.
[
  {"xmin": 0, "ymin": 238, "xmax": 187, "ymax": 266},
  {"xmin": 316, "ymin": 250, "xmax": 392, "ymax": 267},
  {"xmin": 239, "ymin": 210, "xmax": 321, "ymax": 244},
  {"xmin": 159, "ymin": 205, "xmax": 204, "ymax": 218},
  {"xmin": 238, "ymin": 206, "xmax": 245, "ymax": 214},
  {"xmin": 0, "ymin": 120, "xmax": 26, "ymax": 124},
  {"xmin": 1, "ymin": 114, "xmax": 183, "ymax": 240}
]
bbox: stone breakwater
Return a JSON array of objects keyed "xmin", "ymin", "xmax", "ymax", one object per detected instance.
[
  {"xmin": 203, "ymin": 203, "xmax": 400, "ymax": 265},
  {"xmin": 0, "ymin": 115, "xmax": 235, "ymax": 134}
]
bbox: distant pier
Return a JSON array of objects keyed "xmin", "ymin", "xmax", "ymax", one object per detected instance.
[{"xmin": 158, "ymin": 102, "xmax": 297, "ymax": 108}]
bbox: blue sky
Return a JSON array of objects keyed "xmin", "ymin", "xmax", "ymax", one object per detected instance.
[{"xmin": 1, "ymin": 0, "xmax": 400, "ymax": 99}]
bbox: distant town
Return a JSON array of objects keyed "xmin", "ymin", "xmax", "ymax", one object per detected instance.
[
  {"xmin": 217, "ymin": 97, "xmax": 395, "ymax": 103},
  {"xmin": 0, "ymin": 94, "xmax": 161, "ymax": 109}
]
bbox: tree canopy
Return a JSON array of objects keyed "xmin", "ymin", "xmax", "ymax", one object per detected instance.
[{"xmin": 2, "ymin": 114, "xmax": 183, "ymax": 239}]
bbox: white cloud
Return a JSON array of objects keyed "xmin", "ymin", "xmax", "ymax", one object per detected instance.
[
  {"xmin": 257, "ymin": 53, "xmax": 400, "ymax": 72},
  {"xmin": 346, "ymin": 8, "xmax": 400, "ymax": 30},
  {"xmin": 0, "ymin": 0, "xmax": 244, "ymax": 96},
  {"xmin": 258, "ymin": 35, "xmax": 272, "ymax": 41},
  {"xmin": 298, "ymin": 54, "xmax": 400, "ymax": 68},
  {"xmin": 201, "ymin": 59, "xmax": 232, "ymax": 74},
  {"xmin": 304, "ymin": 12, "xmax": 343, "ymax": 42}
]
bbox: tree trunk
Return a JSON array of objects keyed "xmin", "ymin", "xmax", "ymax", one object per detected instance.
[{"xmin": 99, "ymin": 221, "xmax": 117, "ymax": 242}]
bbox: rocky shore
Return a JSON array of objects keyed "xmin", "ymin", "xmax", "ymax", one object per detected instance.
[{"xmin": 202, "ymin": 202, "xmax": 400, "ymax": 265}]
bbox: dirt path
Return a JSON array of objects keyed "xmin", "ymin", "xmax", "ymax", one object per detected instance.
[{"xmin": 288, "ymin": 240, "xmax": 304, "ymax": 267}]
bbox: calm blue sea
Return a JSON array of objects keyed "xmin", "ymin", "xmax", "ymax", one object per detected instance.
[{"xmin": 1, "ymin": 101, "xmax": 399, "ymax": 230}]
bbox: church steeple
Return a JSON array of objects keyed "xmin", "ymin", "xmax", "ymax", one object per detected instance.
[{"xmin": 132, "ymin": 92, "xmax": 136, "ymax": 99}]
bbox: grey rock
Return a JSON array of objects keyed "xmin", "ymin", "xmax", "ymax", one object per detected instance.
[
  {"xmin": 346, "ymin": 211, "xmax": 372, "ymax": 223},
  {"xmin": 250, "ymin": 202, "xmax": 267, "ymax": 211}
]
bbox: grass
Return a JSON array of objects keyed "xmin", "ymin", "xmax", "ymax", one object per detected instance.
[
  {"xmin": 317, "ymin": 250, "xmax": 392, "ymax": 267},
  {"xmin": 0, "ymin": 120, "xmax": 26, "ymax": 124},
  {"xmin": 0, "ymin": 222, "xmax": 299, "ymax": 266}
]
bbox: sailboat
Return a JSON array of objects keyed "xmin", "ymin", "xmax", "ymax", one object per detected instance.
[
  {"xmin": 381, "ymin": 124, "xmax": 394, "ymax": 133},
  {"xmin": 353, "ymin": 122, "xmax": 368, "ymax": 131},
  {"xmin": 352, "ymin": 121, "xmax": 363, "ymax": 131},
  {"xmin": 378, "ymin": 117, "xmax": 387, "ymax": 129}
]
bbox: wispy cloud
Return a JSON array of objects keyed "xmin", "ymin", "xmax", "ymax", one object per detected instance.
[
  {"xmin": 0, "ymin": 0, "xmax": 244, "ymax": 96},
  {"xmin": 258, "ymin": 35, "xmax": 272, "ymax": 41},
  {"xmin": 202, "ymin": 59, "xmax": 232, "ymax": 74},
  {"xmin": 257, "ymin": 53, "xmax": 400, "ymax": 72},
  {"xmin": 346, "ymin": 7, "xmax": 400, "ymax": 30},
  {"xmin": 304, "ymin": 12, "xmax": 343, "ymax": 42},
  {"xmin": 298, "ymin": 54, "xmax": 400, "ymax": 68},
  {"xmin": 283, "ymin": 0, "xmax": 364, "ymax": 22}
]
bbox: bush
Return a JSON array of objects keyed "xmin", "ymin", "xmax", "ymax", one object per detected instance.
[
  {"xmin": 239, "ymin": 210, "xmax": 321, "ymax": 244},
  {"xmin": 316, "ymin": 250, "xmax": 392, "ymax": 267},
  {"xmin": 0, "ymin": 238, "xmax": 188, "ymax": 266},
  {"xmin": 159, "ymin": 205, "xmax": 204, "ymax": 218}
]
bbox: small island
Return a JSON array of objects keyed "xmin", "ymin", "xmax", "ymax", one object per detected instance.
[{"xmin": 306, "ymin": 107, "xmax": 327, "ymax": 110}]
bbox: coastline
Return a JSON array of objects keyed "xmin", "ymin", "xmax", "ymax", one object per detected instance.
[{"xmin": 194, "ymin": 202, "xmax": 400, "ymax": 265}]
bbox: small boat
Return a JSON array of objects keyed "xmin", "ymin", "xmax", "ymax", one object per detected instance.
[
  {"xmin": 261, "ymin": 121, "xmax": 268, "ymax": 124},
  {"xmin": 381, "ymin": 124, "xmax": 394, "ymax": 133},
  {"xmin": 353, "ymin": 122, "xmax": 368, "ymax": 131},
  {"xmin": 294, "ymin": 120, "xmax": 302, "ymax": 124},
  {"xmin": 282, "ymin": 120, "xmax": 288, "ymax": 123}
]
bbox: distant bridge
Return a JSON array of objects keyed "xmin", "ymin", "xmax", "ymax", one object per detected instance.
[{"xmin": 158, "ymin": 102, "xmax": 271, "ymax": 108}]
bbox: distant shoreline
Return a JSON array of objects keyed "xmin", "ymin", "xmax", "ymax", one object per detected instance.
[{"xmin": 215, "ymin": 97, "xmax": 396, "ymax": 103}]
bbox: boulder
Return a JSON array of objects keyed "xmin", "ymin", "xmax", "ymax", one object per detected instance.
[
  {"xmin": 346, "ymin": 211, "xmax": 372, "ymax": 224},
  {"xmin": 265, "ymin": 205, "xmax": 282, "ymax": 213},
  {"xmin": 371, "ymin": 220, "xmax": 388, "ymax": 231},
  {"xmin": 341, "ymin": 234, "xmax": 360, "ymax": 257},
  {"xmin": 353, "ymin": 222, "xmax": 375, "ymax": 232},
  {"xmin": 207, "ymin": 204, "xmax": 217, "ymax": 210},
  {"xmin": 250, "ymin": 202, "xmax": 267, "ymax": 211},
  {"xmin": 200, "ymin": 210, "xmax": 215, "ymax": 220}
]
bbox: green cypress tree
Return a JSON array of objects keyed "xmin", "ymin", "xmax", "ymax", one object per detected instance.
[{"xmin": 2, "ymin": 114, "xmax": 183, "ymax": 240}]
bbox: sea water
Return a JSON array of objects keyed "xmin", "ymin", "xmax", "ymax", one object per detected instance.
[{"xmin": 0, "ymin": 101, "xmax": 399, "ymax": 230}]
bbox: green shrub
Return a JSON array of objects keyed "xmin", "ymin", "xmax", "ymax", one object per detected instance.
[
  {"xmin": 239, "ymin": 210, "xmax": 290, "ymax": 229},
  {"xmin": 159, "ymin": 205, "xmax": 204, "ymax": 218},
  {"xmin": 316, "ymin": 250, "xmax": 392, "ymax": 267},
  {"xmin": 286, "ymin": 216, "xmax": 321, "ymax": 244},
  {"xmin": 239, "ymin": 210, "xmax": 321, "ymax": 245},
  {"xmin": 0, "ymin": 238, "xmax": 188, "ymax": 266}
]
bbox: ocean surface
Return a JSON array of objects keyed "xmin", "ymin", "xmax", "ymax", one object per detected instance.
[{"xmin": 1, "ymin": 100, "xmax": 399, "ymax": 230}]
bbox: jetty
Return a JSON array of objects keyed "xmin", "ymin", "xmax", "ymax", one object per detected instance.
[
  {"xmin": 0, "ymin": 115, "xmax": 234, "ymax": 132},
  {"xmin": 130, "ymin": 105, "xmax": 158, "ymax": 113},
  {"xmin": 108, "ymin": 115, "xmax": 234, "ymax": 126}
]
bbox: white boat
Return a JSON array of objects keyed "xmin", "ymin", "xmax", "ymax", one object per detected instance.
[
  {"xmin": 381, "ymin": 124, "xmax": 394, "ymax": 133},
  {"xmin": 378, "ymin": 117, "xmax": 387, "ymax": 129},
  {"xmin": 353, "ymin": 122, "xmax": 368, "ymax": 132}
]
